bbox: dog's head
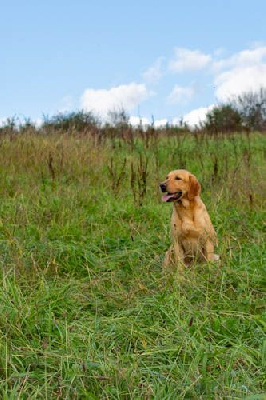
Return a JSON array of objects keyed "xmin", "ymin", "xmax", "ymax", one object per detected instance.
[{"xmin": 160, "ymin": 169, "xmax": 201, "ymax": 202}]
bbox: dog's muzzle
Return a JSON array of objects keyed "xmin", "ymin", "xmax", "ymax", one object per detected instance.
[
  {"xmin": 161, "ymin": 191, "xmax": 183, "ymax": 202},
  {"xmin": 160, "ymin": 183, "xmax": 167, "ymax": 192}
]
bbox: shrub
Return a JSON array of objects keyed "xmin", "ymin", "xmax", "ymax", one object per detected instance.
[
  {"xmin": 204, "ymin": 104, "xmax": 242, "ymax": 133},
  {"xmin": 231, "ymin": 87, "xmax": 266, "ymax": 131},
  {"xmin": 41, "ymin": 110, "xmax": 99, "ymax": 134}
]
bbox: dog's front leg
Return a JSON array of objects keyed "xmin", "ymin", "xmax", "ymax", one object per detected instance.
[
  {"xmin": 163, "ymin": 242, "xmax": 185, "ymax": 271},
  {"xmin": 205, "ymin": 239, "xmax": 215, "ymax": 261}
]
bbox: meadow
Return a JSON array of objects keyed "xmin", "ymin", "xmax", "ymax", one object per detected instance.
[{"xmin": 0, "ymin": 129, "xmax": 265, "ymax": 399}]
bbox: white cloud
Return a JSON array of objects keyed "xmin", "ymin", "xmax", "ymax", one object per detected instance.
[
  {"xmin": 166, "ymin": 45, "xmax": 266, "ymax": 104},
  {"xmin": 34, "ymin": 118, "xmax": 43, "ymax": 128},
  {"xmin": 167, "ymin": 85, "xmax": 195, "ymax": 104},
  {"xmin": 210, "ymin": 46, "xmax": 266, "ymax": 100},
  {"xmin": 215, "ymin": 65, "xmax": 266, "ymax": 101},
  {"xmin": 169, "ymin": 48, "xmax": 211, "ymax": 73},
  {"xmin": 154, "ymin": 119, "xmax": 168, "ymax": 128},
  {"xmin": 213, "ymin": 46, "xmax": 266, "ymax": 72},
  {"xmin": 181, "ymin": 104, "xmax": 215, "ymax": 127},
  {"xmin": 129, "ymin": 115, "xmax": 150, "ymax": 126},
  {"xmin": 142, "ymin": 57, "xmax": 163, "ymax": 84},
  {"xmin": 80, "ymin": 83, "xmax": 152, "ymax": 118},
  {"xmin": 0, "ymin": 117, "xmax": 8, "ymax": 127},
  {"xmin": 171, "ymin": 117, "xmax": 182, "ymax": 126},
  {"xmin": 129, "ymin": 116, "xmax": 168, "ymax": 128}
]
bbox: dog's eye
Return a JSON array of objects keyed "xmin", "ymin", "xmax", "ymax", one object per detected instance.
[
  {"xmin": 166, "ymin": 176, "xmax": 169, "ymax": 180},
  {"xmin": 175, "ymin": 176, "xmax": 181, "ymax": 180}
]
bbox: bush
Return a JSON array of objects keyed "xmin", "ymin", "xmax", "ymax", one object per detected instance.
[
  {"xmin": 231, "ymin": 87, "xmax": 266, "ymax": 131},
  {"xmin": 42, "ymin": 111, "xmax": 99, "ymax": 134},
  {"xmin": 204, "ymin": 104, "xmax": 242, "ymax": 133}
]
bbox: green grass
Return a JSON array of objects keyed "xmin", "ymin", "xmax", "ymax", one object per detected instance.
[{"xmin": 0, "ymin": 132, "xmax": 265, "ymax": 399}]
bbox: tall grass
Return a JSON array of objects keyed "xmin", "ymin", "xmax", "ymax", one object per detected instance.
[{"xmin": 0, "ymin": 130, "xmax": 265, "ymax": 399}]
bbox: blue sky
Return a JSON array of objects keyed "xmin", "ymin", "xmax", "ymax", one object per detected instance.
[{"xmin": 1, "ymin": 0, "xmax": 266, "ymax": 126}]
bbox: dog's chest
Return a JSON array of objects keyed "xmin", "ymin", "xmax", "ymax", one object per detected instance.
[
  {"xmin": 171, "ymin": 210, "xmax": 197, "ymax": 237},
  {"xmin": 172, "ymin": 215, "xmax": 204, "ymax": 256}
]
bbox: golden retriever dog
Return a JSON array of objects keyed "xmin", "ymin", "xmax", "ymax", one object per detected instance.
[{"xmin": 160, "ymin": 169, "xmax": 218, "ymax": 270}]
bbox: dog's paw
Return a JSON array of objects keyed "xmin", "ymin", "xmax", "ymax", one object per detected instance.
[{"xmin": 213, "ymin": 254, "xmax": 220, "ymax": 263}]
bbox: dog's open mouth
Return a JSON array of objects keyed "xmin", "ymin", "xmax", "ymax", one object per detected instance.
[{"xmin": 162, "ymin": 192, "xmax": 182, "ymax": 202}]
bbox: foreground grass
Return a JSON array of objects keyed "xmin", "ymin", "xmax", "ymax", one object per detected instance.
[{"xmin": 0, "ymin": 132, "xmax": 265, "ymax": 399}]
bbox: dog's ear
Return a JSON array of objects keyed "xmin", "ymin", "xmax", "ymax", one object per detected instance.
[{"xmin": 188, "ymin": 175, "xmax": 201, "ymax": 200}]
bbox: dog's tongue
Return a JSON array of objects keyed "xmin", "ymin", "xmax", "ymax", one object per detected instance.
[{"xmin": 162, "ymin": 194, "xmax": 176, "ymax": 202}]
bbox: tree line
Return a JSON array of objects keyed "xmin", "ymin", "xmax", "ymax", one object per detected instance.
[{"xmin": 1, "ymin": 88, "xmax": 266, "ymax": 135}]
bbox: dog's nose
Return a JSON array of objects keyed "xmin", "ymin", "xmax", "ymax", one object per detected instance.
[{"xmin": 160, "ymin": 183, "xmax": 167, "ymax": 192}]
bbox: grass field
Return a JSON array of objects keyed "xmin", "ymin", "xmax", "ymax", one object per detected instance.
[{"xmin": 0, "ymin": 131, "xmax": 265, "ymax": 399}]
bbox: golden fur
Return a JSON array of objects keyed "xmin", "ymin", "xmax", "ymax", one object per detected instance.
[{"xmin": 160, "ymin": 169, "xmax": 217, "ymax": 269}]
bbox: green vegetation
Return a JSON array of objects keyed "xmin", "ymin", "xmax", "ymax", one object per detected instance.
[
  {"xmin": 204, "ymin": 88, "xmax": 266, "ymax": 134},
  {"xmin": 0, "ymin": 130, "xmax": 265, "ymax": 399}
]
